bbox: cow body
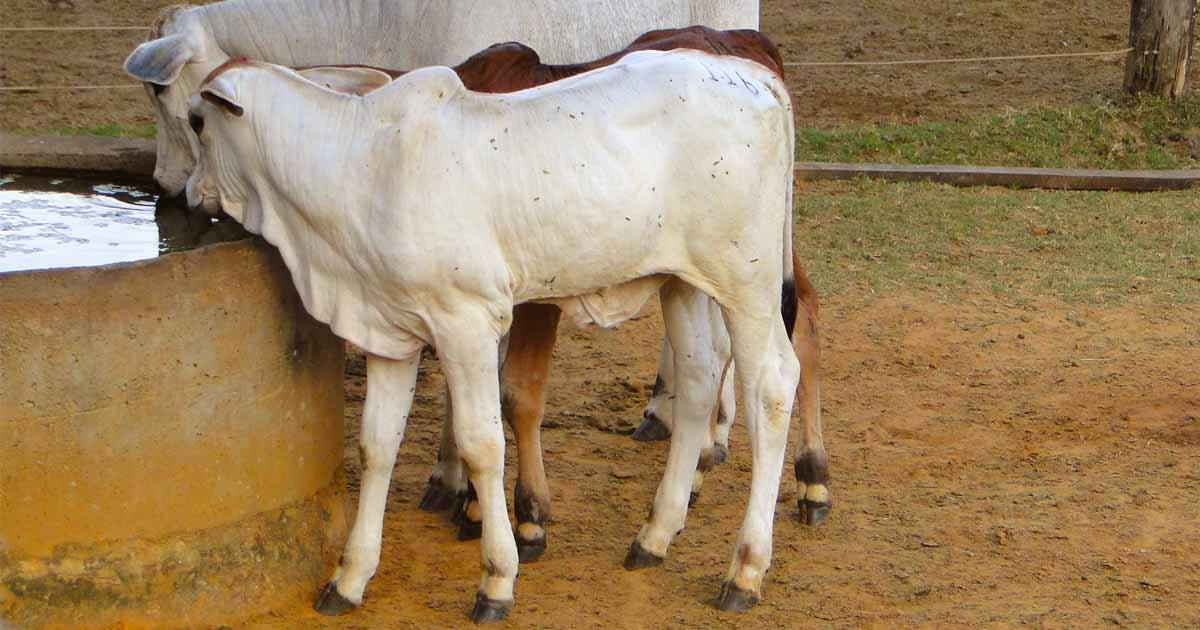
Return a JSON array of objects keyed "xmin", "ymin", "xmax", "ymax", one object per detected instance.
[
  {"xmin": 188, "ymin": 50, "xmax": 799, "ymax": 620},
  {"xmin": 125, "ymin": 0, "xmax": 759, "ymax": 197}
]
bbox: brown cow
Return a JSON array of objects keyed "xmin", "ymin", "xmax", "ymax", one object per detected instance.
[{"xmin": 298, "ymin": 26, "xmax": 830, "ymax": 561}]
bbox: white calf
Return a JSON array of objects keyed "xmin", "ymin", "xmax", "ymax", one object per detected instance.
[{"xmin": 185, "ymin": 50, "xmax": 798, "ymax": 621}]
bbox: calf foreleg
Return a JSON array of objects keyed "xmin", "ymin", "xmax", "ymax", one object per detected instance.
[
  {"xmin": 315, "ymin": 352, "xmax": 421, "ymax": 615},
  {"xmin": 437, "ymin": 311, "xmax": 520, "ymax": 623}
]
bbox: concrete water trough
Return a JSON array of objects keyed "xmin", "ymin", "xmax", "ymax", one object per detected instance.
[{"xmin": 0, "ymin": 160, "xmax": 348, "ymax": 628}]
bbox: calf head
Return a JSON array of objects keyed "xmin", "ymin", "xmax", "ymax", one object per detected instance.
[
  {"xmin": 185, "ymin": 65, "xmax": 256, "ymax": 227},
  {"xmin": 124, "ymin": 4, "xmax": 226, "ymax": 197}
]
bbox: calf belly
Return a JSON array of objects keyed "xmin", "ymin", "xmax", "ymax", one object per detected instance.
[{"xmin": 543, "ymin": 275, "xmax": 668, "ymax": 328}]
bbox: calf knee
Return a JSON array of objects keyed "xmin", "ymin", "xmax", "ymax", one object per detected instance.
[
  {"xmin": 500, "ymin": 381, "xmax": 543, "ymax": 427},
  {"xmin": 358, "ymin": 436, "xmax": 401, "ymax": 472},
  {"xmin": 760, "ymin": 357, "xmax": 799, "ymax": 432},
  {"xmin": 456, "ymin": 432, "xmax": 505, "ymax": 474}
]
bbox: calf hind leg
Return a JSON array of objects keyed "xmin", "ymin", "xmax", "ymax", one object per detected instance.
[
  {"xmin": 691, "ymin": 298, "xmax": 738, "ymax": 505},
  {"xmin": 625, "ymin": 280, "xmax": 722, "ymax": 568},
  {"xmin": 418, "ymin": 404, "xmax": 469, "ymax": 512},
  {"xmin": 632, "ymin": 339, "xmax": 675, "ymax": 441},
  {"xmin": 315, "ymin": 353, "xmax": 421, "ymax": 615},
  {"xmin": 716, "ymin": 311, "xmax": 799, "ymax": 611},
  {"xmin": 790, "ymin": 273, "xmax": 831, "ymax": 526}
]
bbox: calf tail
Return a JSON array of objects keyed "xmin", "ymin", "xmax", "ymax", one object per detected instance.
[
  {"xmin": 781, "ymin": 265, "xmax": 798, "ymax": 340},
  {"xmin": 779, "ymin": 95, "xmax": 798, "ymax": 341}
]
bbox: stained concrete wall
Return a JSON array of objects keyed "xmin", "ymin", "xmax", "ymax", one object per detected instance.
[{"xmin": 0, "ymin": 240, "xmax": 347, "ymax": 628}]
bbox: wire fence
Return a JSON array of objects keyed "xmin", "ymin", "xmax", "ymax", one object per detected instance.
[
  {"xmin": 0, "ymin": 24, "xmax": 1135, "ymax": 92},
  {"xmin": 0, "ymin": 26, "xmax": 147, "ymax": 31}
]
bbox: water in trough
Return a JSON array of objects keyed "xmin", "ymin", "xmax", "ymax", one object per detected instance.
[{"xmin": 0, "ymin": 172, "xmax": 246, "ymax": 273}]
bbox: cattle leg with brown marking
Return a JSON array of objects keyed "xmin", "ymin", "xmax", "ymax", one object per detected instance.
[
  {"xmin": 500, "ymin": 303, "xmax": 561, "ymax": 562},
  {"xmin": 441, "ymin": 304, "xmax": 560, "ymax": 560},
  {"xmin": 789, "ymin": 269, "xmax": 831, "ymax": 525}
]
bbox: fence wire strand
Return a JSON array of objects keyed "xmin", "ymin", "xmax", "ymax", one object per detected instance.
[
  {"xmin": 783, "ymin": 47, "xmax": 1133, "ymax": 67},
  {"xmin": 0, "ymin": 26, "xmax": 147, "ymax": 31},
  {"xmin": 0, "ymin": 22, "xmax": 1135, "ymax": 92}
]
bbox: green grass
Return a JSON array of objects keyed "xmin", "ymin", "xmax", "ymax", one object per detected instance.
[
  {"xmin": 797, "ymin": 95, "xmax": 1200, "ymax": 170},
  {"xmin": 795, "ymin": 179, "xmax": 1200, "ymax": 304},
  {"xmin": 11, "ymin": 123, "xmax": 157, "ymax": 139}
]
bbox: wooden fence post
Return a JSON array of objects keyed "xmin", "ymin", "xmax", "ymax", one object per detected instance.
[{"xmin": 1124, "ymin": 0, "xmax": 1198, "ymax": 99}]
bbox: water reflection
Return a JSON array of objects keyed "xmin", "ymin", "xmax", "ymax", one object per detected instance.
[{"xmin": 0, "ymin": 173, "xmax": 248, "ymax": 273}]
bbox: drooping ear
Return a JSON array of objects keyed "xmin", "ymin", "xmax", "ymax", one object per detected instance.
[
  {"xmin": 298, "ymin": 66, "xmax": 394, "ymax": 95},
  {"xmin": 123, "ymin": 33, "xmax": 200, "ymax": 85},
  {"xmin": 200, "ymin": 81, "xmax": 244, "ymax": 117}
]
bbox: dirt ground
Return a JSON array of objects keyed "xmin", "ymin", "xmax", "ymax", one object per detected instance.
[
  {"xmin": 234, "ymin": 291, "xmax": 1200, "ymax": 629},
  {"xmin": 0, "ymin": 0, "xmax": 1160, "ymax": 130},
  {"xmin": 4, "ymin": 1, "xmax": 1200, "ymax": 629}
]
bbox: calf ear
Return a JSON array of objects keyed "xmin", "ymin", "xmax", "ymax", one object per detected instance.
[
  {"xmin": 200, "ymin": 83, "xmax": 244, "ymax": 117},
  {"xmin": 123, "ymin": 33, "xmax": 198, "ymax": 85}
]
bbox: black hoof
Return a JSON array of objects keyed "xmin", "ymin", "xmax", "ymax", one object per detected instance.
[
  {"xmin": 458, "ymin": 518, "xmax": 483, "ymax": 541},
  {"xmin": 450, "ymin": 492, "xmax": 470, "ymax": 525},
  {"xmin": 688, "ymin": 490, "xmax": 700, "ymax": 507},
  {"xmin": 469, "ymin": 592, "xmax": 512, "ymax": 624},
  {"xmin": 622, "ymin": 540, "xmax": 664, "ymax": 570},
  {"xmin": 418, "ymin": 478, "xmax": 459, "ymax": 511},
  {"xmin": 313, "ymin": 582, "xmax": 357, "ymax": 616},
  {"xmin": 516, "ymin": 537, "xmax": 547, "ymax": 563},
  {"xmin": 632, "ymin": 412, "xmax": 671, "ymax": 442},
  {"xmin": 710, "ymin": 443, "xmax": 729, "ymax": 466},
  {"xmin": 716, "ymin": 581, "xmax": 760, "ymax": 612},
  {"xmin": 801, "ymin": 499, "xmax": 832, "ymax": 527}
]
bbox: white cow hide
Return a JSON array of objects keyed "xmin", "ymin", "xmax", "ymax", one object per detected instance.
[{"xmin": 125, "ymin": 0, "xmax": 760, "ymax": 196}]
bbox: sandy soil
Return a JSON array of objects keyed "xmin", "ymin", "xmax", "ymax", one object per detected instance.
[
  {"xmin": 0, "ymin": 0, "xmax": 1168, "ymax": 131},
  {"xmin": 235, "ymin": 289, "xmax": 1200, "ymax": 629}
]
